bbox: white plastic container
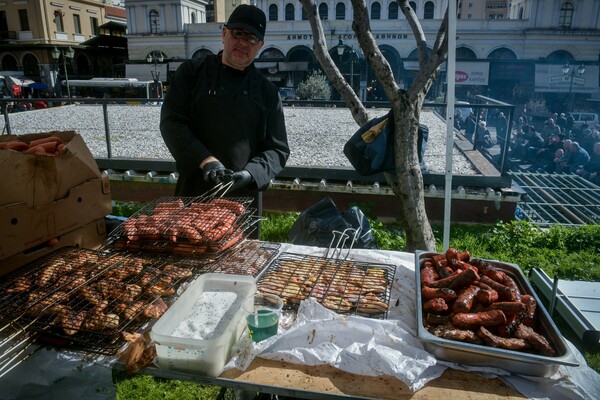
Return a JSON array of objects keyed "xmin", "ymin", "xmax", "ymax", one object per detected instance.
[{"xmin": 150, "ymin": 273, "xmax": 256, "ymax": 377}]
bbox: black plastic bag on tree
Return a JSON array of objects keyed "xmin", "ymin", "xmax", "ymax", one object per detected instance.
[{"xmin": 287, "ymin": 197, "xmax": 377, "ymax": 249}]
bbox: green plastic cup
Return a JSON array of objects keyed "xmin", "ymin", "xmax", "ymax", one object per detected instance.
[{"xmin": 243, "ymin": 293, "xmax": 283, "ymax": 342}]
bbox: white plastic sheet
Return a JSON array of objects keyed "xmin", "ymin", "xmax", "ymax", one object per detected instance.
[{"xmin": 226, "ymin": 298, "xmax": 445, "ymax": 391}]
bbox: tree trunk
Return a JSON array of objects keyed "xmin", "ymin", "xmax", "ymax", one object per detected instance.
[
  {"xmin": 300, "ymin": 0, "xmax": 446, "ymax": 252},
  {"xmin": 387, "ymin": 95, "xmax": 436, "ymax": 251}
]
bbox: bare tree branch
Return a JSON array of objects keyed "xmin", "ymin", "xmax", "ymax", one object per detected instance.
[
  {"xmin": 299, "ymin": 0, "xmax": 369, "ymax": 125},
  {"xmin": 350, "ymin": 0, "xmax": 400, "ymax": 103},
  {"xmin": 398, "ymin": 0, "xmax": 428, "ymax": 66}
]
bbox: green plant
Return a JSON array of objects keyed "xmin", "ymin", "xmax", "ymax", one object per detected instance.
[
  {"xmin": 296, "ymin": 70, "xmax": 331, "ymax": 100},
  {"xmin": 112, "ymin": 201, "xmax": 147, "ymax": 218},
  {"xmin": 115, "ymin": 374, "xmax": 221, "ymax": 399}
]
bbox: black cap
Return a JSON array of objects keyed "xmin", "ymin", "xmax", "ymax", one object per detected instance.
[{"xmin": 225, "ymin": 5, "xmax": 266, "ymax": 40}]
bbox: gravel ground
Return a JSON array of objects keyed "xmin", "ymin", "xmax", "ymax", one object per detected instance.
[{"xmin": 1, "ymin": 104, "xmax": 477, "ymax": 174}]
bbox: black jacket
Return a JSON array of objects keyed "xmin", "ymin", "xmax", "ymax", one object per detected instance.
[{"xmin": 160, "ymin": 54, "xmax": 289, "ymax": 197}]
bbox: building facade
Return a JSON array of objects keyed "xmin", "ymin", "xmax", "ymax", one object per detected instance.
[
  {"xmin": 124, "ymin": 0, "xmax": 600, "ymax": 113},
  {"xmin": 0, "ymin": 0, "xmax": 128, "ymax": 96}
]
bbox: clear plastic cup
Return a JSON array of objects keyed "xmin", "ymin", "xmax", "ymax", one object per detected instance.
[{"xmin": 243, "ymin": 293, "xmax": 284, "ymax": 342}]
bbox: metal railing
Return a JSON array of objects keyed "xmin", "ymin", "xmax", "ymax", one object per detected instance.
[{"xmin": 1, "ymin": 97, "xmax": 160, "ymax": 158}]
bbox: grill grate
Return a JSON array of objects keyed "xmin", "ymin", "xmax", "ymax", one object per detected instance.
[
  {"xmin": 105, "ymin": 196, "xmax": 257, "ymax": 257},
  {"xmin": 209, "ymin": 240, "xmax": 280, "ymax": 277},
  {"xmin": 0, "ymin": 247, "xmax": 211, "ymax": 356},
  {"xmin": 256, "ymin": 252, "xmax": 395, "ymax": 319},
  {"xmin": 511, "ymin": 172, "xmax": 600, "ymax": 227}
]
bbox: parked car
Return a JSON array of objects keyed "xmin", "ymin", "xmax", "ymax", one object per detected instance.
[
  {"xmin": 455, "ymin": 101, "xmax": 474, "ymax": 124},
  {"xmin": 278, "ymin": 87, "xmax": 299, "ymax": 100},
  {"xmin": 569, "ymin": 112, "xmax": 599, "ymax": 129}
]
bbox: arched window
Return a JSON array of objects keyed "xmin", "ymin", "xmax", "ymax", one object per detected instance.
[
  {"xmin": 336, "ymin": 2, "xmax": 345, "ymax": 20},
  {"xmin": 2, "ymin": 54, "xmax": 18, "ymax": 71},
  {"xmin": 149, "ymin": 9, "xmax": 159, "ymax": 34},
  {"xmin": 191, "ymin": 12, "xmax": 196, "ymax": 24},
  {"xmin": 487, "ymin": 48, "xmax": 517, "ymax": 60},
  {"xmin": 268, "ymin": 4, "xmax": 278, "ymax": 21},
  {"xmin": 409, "ymin": 2, "xmax": 417, "ymax": 13},
  {"xmin": 302, "ymin": 6, "xmax": 307, "ymax": 20},
  {"xmin": 559, "ymin": 2, "xmax": 574, "ymax": 28},
  {"xmin": 318, "ymin": 3, "xmax": 328, "ymax": 20},
  {"xmin": 192, "ymin": 48, "xmax": 213, "ymax": 61},
  {"xmin": 388, "ymin": 2, "xmax": 399, "ymax": 19},
  {"xmin": 456, "ymin": 47, "xmax": 477, "ymax": 60},
  {"xmin": 285, "ymin": 3, "xmax": 295, "ymax": 21},
  {"xmin": 22, "ymin": 53, "xmax": 39, "ymax": 77},
  {"xmin": 371, "ymin": 2, "xmax": 381, "ymax": 20},
  {"xmin": 260, "ymin": 47, "xmax": 285, "ymax": 60},
  {"xmin": 518, "ymin": 7, "xmax": 524, "ymax": 19},
  {"xmin": 424, "ymin": 2, "xmax": 434, "ymax": 19}
]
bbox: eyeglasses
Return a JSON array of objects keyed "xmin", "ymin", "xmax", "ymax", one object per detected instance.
[{"xmin": 229, "ymin": 28, "xmax": 260, "ymax": 45}]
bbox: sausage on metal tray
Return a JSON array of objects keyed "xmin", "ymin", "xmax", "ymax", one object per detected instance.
[
  {"xmin": 475, "ymin": 282, "xmax": 499, "ymax": 305},
  {"xmin": 420, "ymin": 264, "xmax": 438, "ymax": 287},
  {"xmin": 452, "ymin": 285, "xmax": 480, "ymax": 313},
  {"xmin": 520, "ymin": 294, "xmax": 537, "ymax": 327},
  {"xmin": 478, "ymin": 326, "xmax": 531, "ymax": 351},
  {"xmin": 487, "ymin": 301, "xmax": 527, "ymax": 314},
  {"xmin": 421, "ymin": 286, "xmax": 458, "ymax": 302},
  {"xmin": 479, "ymin": 275, "xmax": 514, "ymax": 301},
  {"xmin": 452, "ymin": 310, "xmax": 507, "ymax": 329},
  {"xmin": 423, "ymin": 298, "xmax": 448, "ymax": 314},
  {"xmin": 429, "ymin": 268, "xmax": 479, "ymax": 290},
  {"xmin": 514, "ymin": 323, "xmax": 555, "ymax": 356}
]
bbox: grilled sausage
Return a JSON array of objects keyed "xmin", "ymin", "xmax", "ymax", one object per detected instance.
[
  {"xmin": 452, "ymin": 285, "xmax": 480, "ymax": 313},
  {"xmin": 429, "ymin": 268, "xmax": 479, "ymax": 290},
  {"xmin": 520, "ymin": 294, "xmax": 537, "ymax": 327},
  {"xmin": 478, "ymin": 326, "xmax": 530, "ymax": 351},
  {"xmin": 476, "ymin": 282, "xmax": 499, "ymax": 306},
  {"xmin": 421, "ymin": 286, "xmax": 458, "ymax": 302},
  {"xmin": 514, "ymin": 324, "xmax": 555, "ymax": 356},
  {"xmin": 420, "ymin": 264, "xmax": 438, "ymax": 287},
  {"xmin": 423, "ymin": 298, "xmax": 448, "ymax": 314},
  {"xmin": 479, "ymin": 275, "xmax": 514, "ymax": 301},
  {"xmin": 452, "ymin": 310, "xmax": 507, "ymax": 329}
]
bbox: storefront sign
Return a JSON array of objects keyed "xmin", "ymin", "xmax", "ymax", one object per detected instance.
[
  {"xmin": 535, "ymin": 64, "xmax": 599, "ymax": 93},
  {"xmin": 403, "ymin": 61, "xmax": 489, "ymax": 85},
  {"xmin": 454, "ymin": 62, "xmax": 489, "ymax": 85}
]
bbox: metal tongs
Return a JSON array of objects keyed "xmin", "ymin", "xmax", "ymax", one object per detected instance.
[{"xmin": 324, "ymin": 227, "xmax": 362, "ymax": 261}]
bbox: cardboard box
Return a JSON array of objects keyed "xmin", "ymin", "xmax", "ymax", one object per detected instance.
[
  {"xmin": 0, "ymin": 218, "xmax": 107, "ymax": 277},
  {"xmin": 0, "ymin": 131, "xmax": 102, "ymax": 208},
  {"xmin": 0, "ymin": 176, "xmax": 112, "ymax": 260}
]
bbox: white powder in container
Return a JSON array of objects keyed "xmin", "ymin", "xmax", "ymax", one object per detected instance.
[{"xmin": 171, "ymin": 291, "xmax": 238, "ymax": 340}]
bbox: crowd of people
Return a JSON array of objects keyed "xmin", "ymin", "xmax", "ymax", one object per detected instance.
[
  {"xmin": 508, "ymin": 112, "xmax": 600, "ymax": 186},
  {"xmin": 454, "ymin": 107, "xmax": 600, "ymax": 186}
]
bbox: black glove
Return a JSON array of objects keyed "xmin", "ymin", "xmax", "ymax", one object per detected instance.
[
  {"xmin": 228, "ymin": 169, "xmax": 253, "ymax": 192},
  {"xmin": 203, "ymin": 161, "xmax": 231, "ymax": 184}
]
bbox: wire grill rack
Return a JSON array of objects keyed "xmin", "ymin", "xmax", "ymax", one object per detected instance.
[
  {"xmin": 209, "ymin": 240, "xmax": 281, "ymax": 277},
  {"xmin": 256, "ymin": 230, "xmax": 396, "ymax": 319},
  {"xmin": 0, "ymin": 247, "xmax": 212, "ymax": 358},
  {"xmin": 105, "ymin": 195, "xmax": 257, "ymax": 257}
]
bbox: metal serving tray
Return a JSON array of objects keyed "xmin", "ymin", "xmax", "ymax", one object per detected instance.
[{"xmin": 415, "ymin": 251, "xmax": 578, "ymax": 377}]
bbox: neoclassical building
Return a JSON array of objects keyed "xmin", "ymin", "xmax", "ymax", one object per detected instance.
[{"xmin": 124, "ymin": 0, "xmax": 600, "ymax": 112}]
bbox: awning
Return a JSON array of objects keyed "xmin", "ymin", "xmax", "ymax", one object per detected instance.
[
  {"xmin": 255, "ymin": 61, "xmax": 278, "ymax": 69},
  {"xmin": 27, "ymin": 82, "xmax": 48, "ymax": 90},
  {"xmin": 278, "ymin": 62, "xmax": 309, "ymax": 72},
  {"xmin": 7, "ymin": 76, "xmax": 35, "ymax": 86}
]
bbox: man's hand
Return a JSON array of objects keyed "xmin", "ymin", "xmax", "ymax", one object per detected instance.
[
  {"xmin": 227, "ymin": 170, "xmax": 253, "ymax": 192},
  {"xmin": 203, "ymin": 161, "xmax": 232, "ymax": 184}
]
